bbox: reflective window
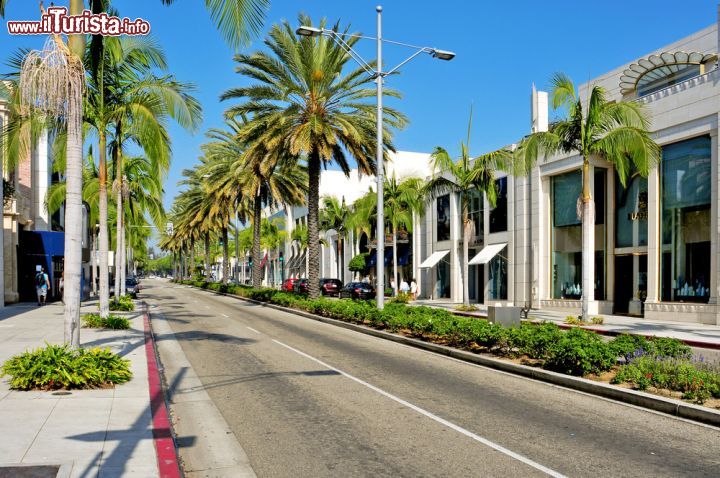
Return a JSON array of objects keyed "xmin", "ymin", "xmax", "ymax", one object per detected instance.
[
  {"xmin": 489, "ymin": 177, "xmax": 507, "ymax": 233},
  {"xmin": 435, "ymin": 257, "xmax": 451, "ymax": 298},
  {"xmin": 661, "ymin": 136, "xmax": 711, "ymax": 302},
  {"xmin": 551, "ymin": 170, "xmax": 606, "ymax": 300},
  {"xmin": 488, "ymin": 245, "xmax": 507, "ymax": 300},
  {"xmin": 615, "ymin": 173, "xmax": 648, "ymax": 248},
  {"xmin": 436, "ymin": 194, "xmax": 450, "ymax": 241},
  {"xmin": 637, "ymin": 64, "xmax": 701, "ymax": 97},
  {"xmin": 467, "ymin": 190, "xmax": 483, "ymax": 239}
]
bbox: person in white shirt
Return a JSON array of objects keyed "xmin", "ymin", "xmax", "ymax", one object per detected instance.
[{"xmin": 410, "ymin": 278, "xmax": 418, "ymax": 300}]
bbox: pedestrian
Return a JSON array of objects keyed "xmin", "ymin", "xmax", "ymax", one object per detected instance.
[
  {"xmin": 35, "ymin": 266, "xmax": 50, "ymax": 306},
  {"xmin": 400, "ymin": 279, "xmax": 410, "ymax": 296},
  {"xmin": 390, "ymin": 278, "xmax": 396, "ymax": 295},
  {"xmin": 410, "ymin": 278, "xmax": 418, "ymax": 300}
]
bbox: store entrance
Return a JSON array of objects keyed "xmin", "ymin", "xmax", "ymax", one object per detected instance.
[{"xmin": 613, "ymin": 254, "xmax": 647, "ymax": 316}]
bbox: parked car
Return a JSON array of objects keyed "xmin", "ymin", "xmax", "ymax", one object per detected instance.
[
  {"xmin": 339, "ymin": 282, "xmax": 376, "ymax": 300},
  {"xmin": 281, "ymin": 277, "xmax": 301, "ymax": 293},
  {"xmin": 320, "ymin": 278, "xmax": 343, "ymax": 297},
  {"xmin": 293, "ymin": 278, "xmax": 309, "ymax": 294},
  {"xmin": 126, "ymin": 277, "xmax": 140, "ymax": 297}
]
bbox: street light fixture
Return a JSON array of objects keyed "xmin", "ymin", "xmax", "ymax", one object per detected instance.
[{"xmin": 297, "ymin": 5, "xmax": 454, "ymax": 310}]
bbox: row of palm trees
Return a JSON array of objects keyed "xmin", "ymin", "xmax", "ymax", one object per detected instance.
[
  {"xmin": 160, "ymin": 11, "xmax": 661, "ymax": 319},
  {"xmin": 1, "ymin": 0, "xmax": 269, "ymax": 346}
]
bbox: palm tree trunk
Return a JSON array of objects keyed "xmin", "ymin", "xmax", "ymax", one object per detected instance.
[
  {"xmin": 222, "ymin": 226, "xmax": 229, "ymax": 284},
  {"xmin": 337, "ymin": 237, "xmax": 343, "ymax": 282},
  {"xmin": 392, "ymin": 225, "xmax": 399, "ymax": 297},
  {"xmin": 581, "ymin": 159, "xmax": 594, "ymax": 321},
  {"xmin": 60, "ymin": 0, "xmax": 86, "ymax": 349},
  {"xmin": 204, "ymin": 232, "xmax": 211, "ymax": 280},
  {"xmin": 307, "ymin": 152, "xmax": 321, "ymax": 299},
  {"xmin": 252, "ymin": 198, "xmax": 262, "ymax": 287},
  {"xmin": 463, "ymin": 211, "xmax": 472, "ymax": 307},
  {"xmin": 120, "ymin": 224, "xmax": 126, "ymax": 293},
  {"xmin": 189, "ymin": 239, "xmax": 195, "ymax": 278}
]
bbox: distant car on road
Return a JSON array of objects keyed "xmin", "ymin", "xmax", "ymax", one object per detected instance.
[
  {"xmin": 339, "ymin": 282, "xmax": 375, "ymax": 300},
  {"xmin": 293, "ymin": 278, "xmax": 309, "ymax": 294},
  {"xmin": 126, "ymin": 277, "xmax": 140, "ymax": 297},
  {"xmin": 320, "ymin": 278, "xmax": 343, "ymax": 297},
  {"xmin": 281, "ymin": 277, "xmax": 300, "ymax": 293}
]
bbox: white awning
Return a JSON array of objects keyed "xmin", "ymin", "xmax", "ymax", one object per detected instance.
[
  {"xmin": 468, "ymin": 243, "xmax": 507, "ymax": 265},
  {"xmin": 418, "ymin": 250, "xmax": 449, "ymax": 269}
]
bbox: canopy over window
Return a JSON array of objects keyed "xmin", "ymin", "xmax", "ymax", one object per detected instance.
[
  {"xmin": 468, "ymin": 243, "xmax": 507, "ymax": 265},
  {"xmin": 619, "ymin": 51, "xmax": 716, "ymax": 95},
  {"xmin": 418, "ymin": 250, "xmax": 449, "ymax": 269}
]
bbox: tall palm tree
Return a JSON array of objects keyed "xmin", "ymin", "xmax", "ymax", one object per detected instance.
[
  {"xmin": 517, "ymin": 73, "xmax": 660, "ymax": 320},
  {"xmin": 427, "ymin": 113, "xmax": 513, "ymax": 306},
  {"xmin": 319, "ymin": 197, "xmax": 350, "ymax": 281},
  {"xmin": 384, "ymin": 175, "xmax": 426, "ymax": 296},
  {"xmin": 222, "ymin": 15, "xmax": 407, "ymax": 298}
]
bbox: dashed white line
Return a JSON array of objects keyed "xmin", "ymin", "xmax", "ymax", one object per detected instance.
[
  {"xmin": 246, "ymin": 326, "xmax": 261, "ymax": 334},
  {"xmin": 272, "ymin": 338, "xmax": 566, "ymax": 478}
]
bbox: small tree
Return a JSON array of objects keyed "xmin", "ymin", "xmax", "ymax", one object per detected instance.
[{"xmin": 349, "ymin": 253, "xmax": 370, "ymax": 280}]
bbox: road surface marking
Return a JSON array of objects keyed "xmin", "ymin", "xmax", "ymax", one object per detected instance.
[
  {"xmin": 247, "ymin": 326, "xmax": 261, "ymax": 334},
  {"xmin": 221, "ymin": 313, "xmax": 229, "ymax": 318},
  {"xmin": 272, "ymin": 339, "xmax": 566, "ymax": 478}
]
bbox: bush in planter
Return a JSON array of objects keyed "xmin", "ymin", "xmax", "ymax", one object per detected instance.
[
  {"xmin": 1, "ymin": 343, "xmax": 132, "ymax": 390},
  {"xmin": 109, "ymin": 295, "xmax": 134, "ymax": 312},
  {"xmin": 544, "ymin": 328, "xmax": 616, "ymax": 376},
  {"xmin": 648, "ymin": 337, "xmax": 692, "ymax": 359},
  {"xmin": 505, "ymin": 322, "xmax": 563, "ymax": 359},
  {"xmin": 82, "ymin": 313, "xmax": 130, "ymax": 330}
]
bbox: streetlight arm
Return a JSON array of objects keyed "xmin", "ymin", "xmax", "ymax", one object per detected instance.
[
  {"xmin": 383, "ymin": 48, "xmax": 434, "ymax": 77},
  {"xmin": 323, "ymin": 31, "xmax": 376, "ymax": 76}
]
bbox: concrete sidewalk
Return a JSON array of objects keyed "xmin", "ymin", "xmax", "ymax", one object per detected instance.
[
  {"xmin": 0, "ymin": 301, "xmax": 158, "ymax": 478},
  {"xmin": 412, "ymin": 299, "xmax": 720, "ymax": 348}
]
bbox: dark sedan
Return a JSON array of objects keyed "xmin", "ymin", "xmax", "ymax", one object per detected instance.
[
  {"xmin": 320, "ymin": 278, "xmax": 343, "ymax": 297},
  {"xmin": 293, "ymin": 278, "xmax": 309, "ymax": 294},
  {"xmin": 339, "ymin": 282, "xmax": 376, "ymax": 300}
]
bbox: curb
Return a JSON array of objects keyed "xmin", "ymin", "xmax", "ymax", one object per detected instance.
[
  {"xmin": 182, "ymin": 284, "xmax": 720, "ymax": 428},
  {"xmin": 142, "ymin": 308, "xmax": 182, "ymax": 478}
]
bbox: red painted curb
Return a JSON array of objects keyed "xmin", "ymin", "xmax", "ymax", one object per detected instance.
[{"xmin": 143, "ymin": 310, "xmax": 182, "ymax": 478}]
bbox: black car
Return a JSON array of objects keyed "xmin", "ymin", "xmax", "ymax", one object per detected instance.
[
  {"xmin": 126, "ymin": 277, "xmax": 140, "ymax": 297},
  {"xmin": 339, "ymin": 282, "xmax": 376, "ymax": 300},
  {"xmin": 293, "ymin": 278, "xmax": 309, "ymax": 294},
  {"xmin": 320, "ymin": 278, "xmax": 343, "ymax": 297}
]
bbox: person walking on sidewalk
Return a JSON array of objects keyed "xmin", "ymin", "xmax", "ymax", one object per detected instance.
[{"xmin": 35, "ymin": 267, "xmax": 50, "ymax": 306}]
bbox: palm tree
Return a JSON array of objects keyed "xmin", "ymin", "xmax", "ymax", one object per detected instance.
[
  {"xmin": 427, "ymin": 113, "xmax": 513, "ymax": 306},
  {"xmin": 319, "ymin": 197, "xmax": 350, "ymax": 281},
  {"xmin": 222, "ymin": 15, "xmax": 407, "ymax": 298},
  {"xmin": 384, "ymin": 175, "xmax": 426, "ymax": 296},
  {"xmin": 517, "ymin": 73, "xmax": 660, "ymax": 320}
]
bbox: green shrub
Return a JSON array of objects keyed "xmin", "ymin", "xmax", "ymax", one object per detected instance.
[
  {"xmin": 591, "ymin": 316, "xmax": 604, "ymax": 325},
  {"xmin": 609, "ymin": 334, "xmax": 650, "ymax": 358},
  {"xmin": 565, "ymin": 315, "xmax": 583, "ymax": 325},
  {"xmin": 648, "ymin": 337, "xmax": 692, "ymax": 359},
  {"xmin": 613, "ymin": 355, "xmax": 720, "ymax": 404},
  {"xmin": 1, "ymin": 343, "xmax": 132, "ymax": 390},
  {"xmin": 454, "ymin": 304, "xmax": 479, "ymax": 312},
  {"xmin": 389, "ymin": 292, "xmax": 412, "ymax": 304},
  {"xmin": 506, "ymin": 322, "xmax": 563, "ymax": 359},
  {"xmin": 544, "ymin": 328, "xmax": 615, "ymax": 376},
  {"xmin": 109, "ymin": 295, "xmax": 134, "ymax": 311},
  {"xmin": 82, "ymin": 313, "xmax": 130, "ymax": 330}
]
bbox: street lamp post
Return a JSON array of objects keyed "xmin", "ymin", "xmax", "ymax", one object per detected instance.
[{"xmin": 297, "ymin": 5, "xmax": 454, "ymax": 310}]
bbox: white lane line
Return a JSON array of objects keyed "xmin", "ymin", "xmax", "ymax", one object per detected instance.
[
  {"xmin": 221, "ymin": 313, "xmax": 229, "ymax": 318},
  {"xmin": 246, "ymin": 326, "xmax": 261, "ymax": 334},
  {"xmin": 272, "ymin": 339, "xmax": 565, "ymax": 478}
]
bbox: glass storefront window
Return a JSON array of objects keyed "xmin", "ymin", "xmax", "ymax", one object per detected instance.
[
  {"xmin": 551, "ymin": 169, "xmax": 606, "ymax": 300},
  {"xmin": 615, "ymin": 173, "xmax": 648, "ymax": 248},
  {"xmin": 436, "ymin": 194, "xmax": 451, "ymax": 241},
  {"xmin": 488, "ymin": 246, "xmax": 507, "ymax": 300},
  {"xmin": 661, "ymin": 135, "xmax": 711, "ymax": 303},
  {"xmin": 435, "ymin": 258, "xmax": 451, "ymax": 298},
  {"xmin": 467, "ymin": 190, "xmax": 483, "ymax": 239},
  {"xmin": 489, "ymin": 177, "xmax": 507, "ymax": 233}
]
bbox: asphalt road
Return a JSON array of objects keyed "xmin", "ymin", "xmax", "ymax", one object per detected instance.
[{"xmin": 142, "ymin": 280, "xmax": 720, "ymax": 477}]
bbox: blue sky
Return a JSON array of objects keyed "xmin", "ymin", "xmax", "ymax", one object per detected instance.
[{"xmin": 1, "ymin": 0, "xmax": 716, "ymax": 217}]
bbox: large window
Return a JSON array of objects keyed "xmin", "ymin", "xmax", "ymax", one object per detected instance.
[
  {"xmin": 637, "ymin": 64, "xmax": 701, "ymax": 97},
  {"xmin": 551, "ymin": 169, "xmax": 606, "ymax": 300},
  {"xmin": 436, "ymin": 194, "xmax": 451, "ymax": 241},
  {"xmin": 661, "ymin": 136, "xmax": 711, "ymax": 303},
  {"xmin": 467, "ymin": 190, "xmax": 483, "ymax": 239},
  {"xmin": 435, "ymin": 257, "xmax": 451, "ymax": 298},
  {"xmin": 488, "ymin": 246, "xmax": 507, "ymax": 300},
  {"xmin": 489, "ymin": 177, "xmax": 507, "ymax": 233},
  {"xmin": 615, "ymin": 173, "xmax": 648, "ymax": 248}
]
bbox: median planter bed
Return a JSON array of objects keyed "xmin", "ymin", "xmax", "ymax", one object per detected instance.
[{"xmin": 177, "ymin": 280, "xmax": 720, "ymax": 409}]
